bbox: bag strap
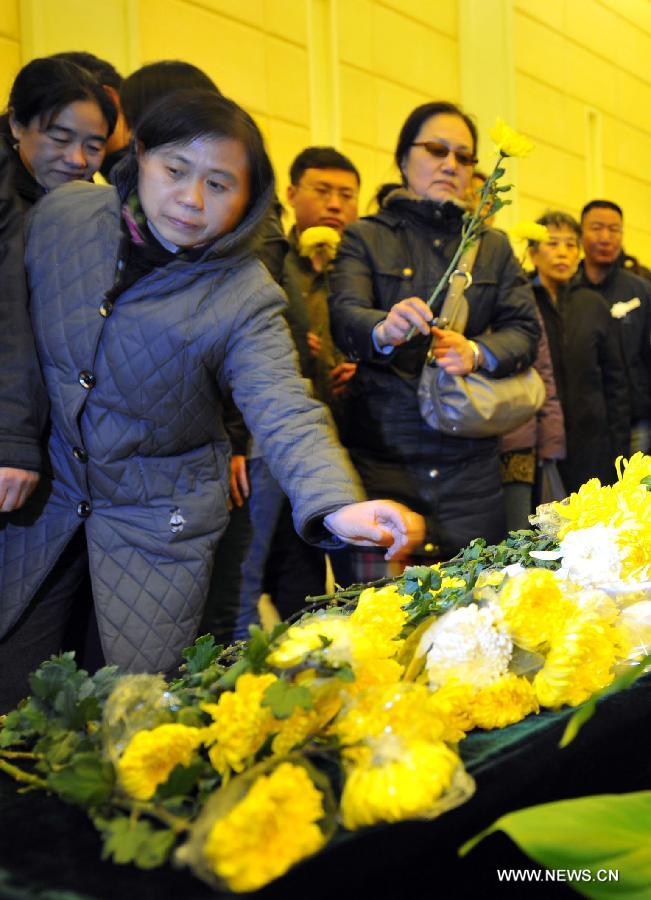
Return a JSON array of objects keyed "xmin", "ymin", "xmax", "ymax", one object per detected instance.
[{"xmin": 438, "ymin": 239, "xmax": 480, "ymax": 334}]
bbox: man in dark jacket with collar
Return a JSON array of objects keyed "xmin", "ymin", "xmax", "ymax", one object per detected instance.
[{"xmin": 576, "ymin": 199, "xmax": 651, "ymax": 454}]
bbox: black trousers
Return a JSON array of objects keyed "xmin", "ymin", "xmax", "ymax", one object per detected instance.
[{"xmin": 0, "ymin": 528, "xmax": 103, "ymax": 714}]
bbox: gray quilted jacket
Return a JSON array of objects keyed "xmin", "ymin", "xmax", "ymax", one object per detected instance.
[{"xmin": 0, "ymin": 182, "xmax": 363, "ymax": 672}]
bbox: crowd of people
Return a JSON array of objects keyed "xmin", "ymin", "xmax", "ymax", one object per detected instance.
[{"xmin": 1, "ymin": 52, "xmax": 649, "ymax": 710}]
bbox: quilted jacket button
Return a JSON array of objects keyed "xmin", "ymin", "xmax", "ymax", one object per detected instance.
[
  {"xmin": 99, "ymin": 300, "xmax": 114, "ymax": 317},
  {"xmin": 428, "ymin": 468, "xmax": 439, "ymax": 479},
  {"xmin": 78, "ymin": 370, "xmax": 96, "ymax": 389},
  {"xmin": 72, "ymin": 446, "xmax": 88, "ymax": 463},
  {"xmin": 76, "ymin": 501, "xmax": 91, "ymax": 518}
]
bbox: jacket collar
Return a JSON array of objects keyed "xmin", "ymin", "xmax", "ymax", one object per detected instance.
[{"xmin": 376, "ymin": 187, "xmax": 467, "ymax": 233}]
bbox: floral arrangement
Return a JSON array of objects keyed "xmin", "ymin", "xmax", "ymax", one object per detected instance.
[{"xmin": 2, "ymin": 455, "xmax": 651, "ymax": 893}]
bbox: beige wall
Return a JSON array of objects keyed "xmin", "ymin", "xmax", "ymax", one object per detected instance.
[{"xmin": 2, "ymin": 0, "xmax": 650, "ymax": 259}]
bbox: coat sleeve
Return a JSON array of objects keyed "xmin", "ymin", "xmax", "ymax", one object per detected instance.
[
  {"xmin": 328, "ymin": 224, "xmax": 393, "ymax": 363},
  {"xmin": 0, "ymin": 157, "xmax": 49, "ymax": 472},
  {"xmin": 597, "ymin": 300, "xmax": 631, "ymax": 460},
  {"xmin": 534, "ymin": 310, "xmax": 566, "ymax": 462},
  {"xmin": 472, "ymin": 233, "xmax": 541, "ymax": 377},
  {"xmin": 223, "ymin": 278, "xmax": 365, "ymax": 545}
]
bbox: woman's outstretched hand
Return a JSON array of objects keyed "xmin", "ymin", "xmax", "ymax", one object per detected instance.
[{"xmin": 323, "ymin": 500, "xmax": 425, "ymax": 560}]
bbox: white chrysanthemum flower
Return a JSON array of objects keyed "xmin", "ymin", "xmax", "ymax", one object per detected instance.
[
  {"xmin": 417, "ymin": 604, "xmax": 513, "ymax": 689},
  {"xmin": 558, "ymin": 524, "xmax": 623, "ymax": 586}
]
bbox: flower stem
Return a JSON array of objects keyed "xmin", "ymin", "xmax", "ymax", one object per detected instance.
[
  {"xmin": 404, "ymin": 154, "xmax": 505, "ymax": 341},
  {"xmin": 0, "ymin": 757, "xmax": 48, "ymax": 789},
  {"xmin": 0, "ymin": 750, "xmax": 42, "ymax": 760},
  {"xmin": 115, "ymin": 798, "xmax": 192, "ymax": 834}
]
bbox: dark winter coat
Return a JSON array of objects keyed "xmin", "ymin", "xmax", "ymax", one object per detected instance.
[
  {"xmin": 500, "ymin": 305, "xmax": 565, "ymax": 461},
  {"xmin": 328, "ymin": 192, "xmax": 539, "ymax": 556},
  {"xmin": 575, "ymin": 260, "xmax": 651, "ymax": 423},
  {"xmin": 0, "ymin": 133, "xmax": 49, "ymax": 472},
  {"xmin": 534, "ymin": 279, "xmax": 630, "ymax": 493},
  {"xmin": 0, "ymin": 181, "xmax": 363, "ymax": 672}
]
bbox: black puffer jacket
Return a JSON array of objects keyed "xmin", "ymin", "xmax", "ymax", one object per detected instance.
[
  {"xmin": 328, "ymin": 192, "xmax": 539, "ymax": 556},
  {"xmin": 575, "ymin": 261, "xmax": 651, "ymax": 423},
  {"xmin": 0, "ymin": 131, "xmax": 48, "ymax": 472}
]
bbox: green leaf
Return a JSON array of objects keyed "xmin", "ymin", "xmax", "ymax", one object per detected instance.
[
  {"xmin": 155, "ymin": 761, "xmax": 203, "ymax": 800},
  {"xmin": 261, "ymin": 680, "xmax": 313, "ymax": 720},
  {"xmin": 96, "ymin": 816, "xmax": 176, "ymax": 869},
  {"xmin": 460, "ymin": 792, "xmax": 651, "ymax": 899},
  {"xmin": 36, "ymin": 728, "xmax": 81, "ymax": 765},
  {"xmin": 640, "ymin": 475, "xmax": 651, "ymax": 492},
  {"xmin": 181, "ymin": 633, "xmax": 221, "ymax": 675},
  {"xmin": 560, "ymin": 654, "xmax": 651, "ymax": 748},
  {"xmin": 0, "ymin": 700, "xmax": 48, "ymax": 747},
  {"xmin": 245, "ymin": 625, "xmax": 272, "ymax": 669},
  {"xmin": 215, "ymin": 657, "xmax": 250, "ymax": 691},
  {"xmin": 334, "ymin": 664, "xmax": 355, "ymax": 683},
  {"xmin": 53, "ymin": 682, "xmax": 101, "ymax": 730},
  {"xmin": 47, "ymin": 752, "xmax": 115, "ymax": 807},
  {"xmin": 29, "ymin": 653, "xmax": 81, "ymax": 702}
]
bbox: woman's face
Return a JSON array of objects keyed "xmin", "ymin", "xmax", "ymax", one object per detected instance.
[
  {"xmin": 401, "ymin": 113, "xmax": 475, "ymax": 203},
  {"xmin": 137, "ymin": 136, "xmax": 250, "ymax": 249},
  {"xmin": 10, "ymin": 100, "xmax": 109, "ymax": 191}
]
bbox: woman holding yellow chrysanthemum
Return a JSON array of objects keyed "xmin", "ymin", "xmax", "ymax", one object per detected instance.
[{"xmin": 329, "ymin": 102, "xmax": 540, "ymax": 575}]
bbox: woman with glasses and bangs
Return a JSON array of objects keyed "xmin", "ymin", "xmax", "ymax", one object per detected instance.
[{"xmin": 328, "ymin": 101, "xmax": 540, "ymax": 578}]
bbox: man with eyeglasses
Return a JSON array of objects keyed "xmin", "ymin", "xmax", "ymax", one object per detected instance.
[
  {"xmin": 234, "ymin": 147, "xmax": 362, "ymax": 634},
  {"xmin": 576, "ymin": 199, "xmax": 651, "ymax": 454}
]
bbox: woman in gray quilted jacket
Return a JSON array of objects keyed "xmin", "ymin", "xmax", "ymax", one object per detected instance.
[{"xmin": 0, "ymin": 90, "xmax": 423, "ymax": 712}]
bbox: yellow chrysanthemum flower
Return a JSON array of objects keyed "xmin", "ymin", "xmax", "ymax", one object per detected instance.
[
  {"xmin": 427, "ymin": 680, "xmax": 475, "ymax": 742},
  {"xmin": 201, "ymin": 673, "xmax": 277, "ymax": 776},
  {"xmin": 489, "ymin": 117, "xmax": 535, "ymax": 158},
  {"xmin": 117, "ymin": 723, "xmax": 202, "ymax": 800},
  {"xmin": 271, "ymin": 684, "xmax": 342, "ymax": 756},
  {"xmin": 333, "ymin": 683, "xmax": 446, "ymax": 754},
  {"xmin": 203, "ymin": 762, "xmax": 326, "ymax": 892},
  {"xmin": 497, "ymin": 569, "xmax": 574, "ymax": 651},
  {"xmin": 533, "ymin": 603, "xmax": 621, "ymax": 708},
  {"xmin": 298, "ymin": 225, "xmax": 341, "ymax": 258},
  {"xmin": 615, "ymin": 452, "xmax": 651, "ymax": 488},
  {"xmin": 267, "ymin": 586, "xmax": 407, "ymax": 671},
  {"xmin": 508, "ymin": 221, "xmax": 550, "ymax": 243},
  {"xmin": 349, "ymin": 584, "xmax": 408, "ymax": 641},
  {"xmin": 552, "ymin": 479, "xmax": 619, "ymax": 539},
  {"xmin": 470, "ymin": 674, "xmax": 539, "ymax": 729},
  {"xmin": 340, "ymin": 739, "xmax": 463, "ymax": 829},
  {"xmin": 343, "ymin": 658, "xmax": 405, "ymax": 696}
]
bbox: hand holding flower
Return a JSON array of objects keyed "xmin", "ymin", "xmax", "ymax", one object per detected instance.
[
  {"xmin": 374, "ymin": 297, "xmax": 433, "ymax": 347},
  {"xmin": 429, "ymin": 327, "xmax": 480, "ymax": 375}
]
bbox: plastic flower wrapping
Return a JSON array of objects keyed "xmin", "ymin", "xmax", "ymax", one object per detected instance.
[{"xmin": 2, "ymin": 455, "xmax": 651, "ymax": 893}]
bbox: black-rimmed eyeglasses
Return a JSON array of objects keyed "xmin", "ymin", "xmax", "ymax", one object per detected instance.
[{"xmin": 411, "ymin": 141, "xmax": 477, "ymax": 167}]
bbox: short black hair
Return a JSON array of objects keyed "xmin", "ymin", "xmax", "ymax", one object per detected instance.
[
  {"xmin": 51, "ymin": 51, "xmax": 123, "ymax": 89},
  {"xmin": 112, "ymin": 89, "xmax": 273, "ymax": 215},
  {"xmin": 120, "ymin": 61, "xmax": 219, "ymax": 129},
  {"xmin": 580, "ymin": 199, "xmax": 623, "ymax": 221},
  {"xmin": 6, "ymin": 57, "xmax": 117, "ymax": 135},
  {"xmin": 289, "ymin": 146, "xmax": 360, "ymax": 185},
  {"xmin": 395, "ymin": 101, "xmax": 478, "ymax": 174},
  {"xmin": 529, "ymin": 210, "xmax": 581, "ymax": 248}
]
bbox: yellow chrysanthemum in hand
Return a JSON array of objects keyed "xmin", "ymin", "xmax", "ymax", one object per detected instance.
[
  {"xmin": 533, "ymin": 601, "xmax": 621, "ymax": 707},
  {"xmin": 117, "ymin": 723, "xmax": 202, "ymax": 800},
  {"xmin": 298, "ymin": 225, "xmax": 341, "ymax": 259},
  {"xmin": 203, "ymin": 763, "xmax": 326, "ymax": 893},
  {"xmin": 201, "ymin": 673, "xmax": 277, "ymax": 776},
  {"xmin": 340, "ymin": 739, "xmax": 465, "ymax": 829},
  {"xmin": 497, "ymin": 569, "xmax": 573, "ymax": 651},
  {"xmin": 470, "ymin": 674, "xmax": 539, "ymax": 729},
  {"xmin": 489, "ymin": 117, "xmax": 535, "ymax": 158},
  {"xmin": 508, "ymin": 221, "xmax": 550, "ymax": 243}
]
